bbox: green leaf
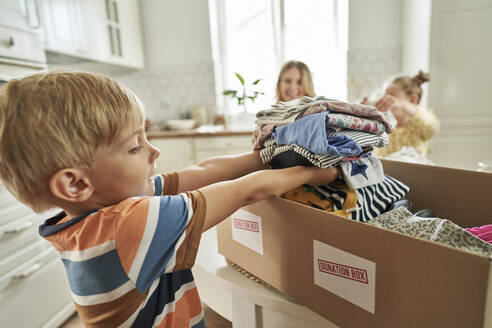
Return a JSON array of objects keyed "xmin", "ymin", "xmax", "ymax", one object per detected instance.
[
  {"xmin": 253, "ymin": 91, "xmax": 265, "ymax": 96},
  {"xmin": 252, "ymin": 79, "xmax": 263, "ymax": 85},
  {"xmin": 223, "ymin": 89, "xmax": 238, "ymax": 96},
  {"xmin": 235, "ymin": 72, "xmax": 245, "ymax": 86}
]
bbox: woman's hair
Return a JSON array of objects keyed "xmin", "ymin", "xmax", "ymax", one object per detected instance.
[
  {"xmin": 276, "ymin": 60, "xmax": 315, "ymax": 102},
  {"xmin": 0, "ymin": 71, "xmax": 144, "ymax": 212},
  {"xmin": 392, "ymin": 70, "xmax": 430, "ymax": 104}
]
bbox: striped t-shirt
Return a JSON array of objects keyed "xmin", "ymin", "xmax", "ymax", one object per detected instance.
[{"xmin": 39, "ymin": 173, "xmax": 206, "ymax": 327}]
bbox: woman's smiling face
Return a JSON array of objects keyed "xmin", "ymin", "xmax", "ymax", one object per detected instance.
[{"xmin": 278, "ymin": 67, "xmax": 304, "ymax": 102}]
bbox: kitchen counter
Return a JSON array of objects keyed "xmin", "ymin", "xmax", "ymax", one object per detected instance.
[{"xmin": 147, "ymin": 125, "xmax": 253, "ymax": 139}]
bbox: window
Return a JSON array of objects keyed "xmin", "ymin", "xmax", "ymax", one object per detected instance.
[{"xmin": 209, "ymin": 0, "xmax": 348, "ymax": 114}]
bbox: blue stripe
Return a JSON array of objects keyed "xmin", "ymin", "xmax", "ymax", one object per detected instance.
[
  {"xmin": 192, "ymin": 317, "xmax": 207, "ymax": 328},
  {"xmin": 154, "ymin": 176, "xmax": 163, "ymax": 196},
  {"xmin": 62, "ymin": 249, "xmax": 129, "ymax": 296},
  {"xmin": 131, "ymin": 270, "xmax": 195, "ymax": 328},
  {"xmin": 136, "ymin": 195, "xmax": 189, "ymax": 292}
]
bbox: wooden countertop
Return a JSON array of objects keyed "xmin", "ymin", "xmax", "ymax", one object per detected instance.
[{"xmin": 147, "ymin": 127, "xmax": 253, "ymax": 139}]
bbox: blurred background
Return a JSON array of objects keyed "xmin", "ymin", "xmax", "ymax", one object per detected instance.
[{"xmin": 1, "ymin": 0, "xmax": 491, "ymax": 170}]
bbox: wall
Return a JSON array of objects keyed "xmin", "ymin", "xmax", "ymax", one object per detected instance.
[
  {"xmin": 427, "ymin": 0, "xmax": 492, "ymax": 170},
  {"xmin": 114, "ymin": 0, "xmax": 217, "ymax": 124},
  {"xmin": 401, "ymin": 0, "xmax": 432, "ymax": 107},
  {"xmin": 347, "ymin": 0, "xmax": 401, "ymax": 103}
]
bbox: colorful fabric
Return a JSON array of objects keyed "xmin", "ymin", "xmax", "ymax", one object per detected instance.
[
  {"xmin": 465, "ymin": 225, "xmax": 492, "ymax": 245},
  {"xmin": 282, "ymin": 185, "xmax": 334, "ymax": 211},
  {"xmin": 310, "ymin": 181, "xmax": 358, "ymax": 218},
  {"xmin": 272, "ymin": 112, "xmax": 362, "ymax": 157},
  {"xmin": 282, "ymin": 181, "xmax": 358, "ymax": 219},
  {"xmin": 369, "ymin": 207, "xmax": 492, "ymax": 258},
  {"xmin": 327, "ymin": 129, "xmax": 388, "ymax": 149},
  {"xmin": 326, "ymin": 112, "xmax": 386, "ymax": 135},
  {"xmin": 39, "ymin": 174, "xmax": 207, "ymax": 328},
  {"xmin": 255, "ymin": 96, "xmax": 396, "ymax": 133},
  {"xmin": 340, "ymin": 155, "xmax": 384, "ymax": 190},
  {"xmin": 253, "ymin": 123, "xmax": 277, "ymax": 150},
  {"xmin": 260, "ymin": 137, "xmax": 344, "ymax": 169}
]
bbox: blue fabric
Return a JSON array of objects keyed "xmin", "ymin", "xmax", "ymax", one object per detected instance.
[
  {"xmin": 272, "ymin": 112, "xmax": 362, "ymax": 157},
  {"xmin": 135, "ymin": 195, "xmax": 189, "ymax": 292},
  {"xmin": 62, "ymin": 250, "xmax": 129, "ymax": 296}
]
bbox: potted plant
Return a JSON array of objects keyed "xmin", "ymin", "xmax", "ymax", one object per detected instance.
[{"xmin": 223, "ymin": 73, "xmax": 264, "ymax": 113}]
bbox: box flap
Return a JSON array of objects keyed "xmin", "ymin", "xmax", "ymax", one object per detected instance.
[{"xmin": 382, "ymin": 159, "xmax": 492, "ymax": 227}]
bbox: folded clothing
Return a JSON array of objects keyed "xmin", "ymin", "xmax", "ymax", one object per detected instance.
[
  {"xmin": 340, "ymin": 155, "xmax": 384, "ymax": 190},
  {"xmin": 465, "ymin": 225, "xmax": 492, "ymax": 245},
  {"xmin": 369, "ymin": 207, "xmax": 492, "ymax": 258},
  {"xmin": 272, "ymin": 112, "xmax": 362, "ymax": 157}
]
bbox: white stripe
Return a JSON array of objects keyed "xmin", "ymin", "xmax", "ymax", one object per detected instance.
[
  {"xmin": 153, "ymin": 281, "xmax": 197, "ymax": 327},
  {"xmin": 189, "ymin": 311, "xmax": 205, "ymax": 326},
  {"xmin": 58, "ymin": 240, "xmax": 115, "ymax": 261},
  {"xmin": 158, "ymin": 175, "xmax": 165, "ymax": 195},
  {"xmin": 118, "ymin": 279, "xmax": 162, "ymax": 328},
  {"xmin": 128, "ymin": 197, "xmax": 161, "ymax": 282},
  {"xmin": 164, "ymin": 193, "xmax": 194, "ymax": 273},
  {"xmin": 72, "ymin": 279, "xmax": 135, "ymax": 306}
]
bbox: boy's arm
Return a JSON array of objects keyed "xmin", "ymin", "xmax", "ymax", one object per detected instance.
[
  {"xmin": 175, "ymin": 151, "xmax": 267, "ymax": 193},
  {"xmin": 199, "ymin": 166, "xmax": 341, "ymax": 231}
]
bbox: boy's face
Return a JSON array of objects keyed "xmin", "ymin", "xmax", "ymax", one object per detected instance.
[{"xmin": 87, "ymin": 120, "xmax": 160, "ymax": 206}]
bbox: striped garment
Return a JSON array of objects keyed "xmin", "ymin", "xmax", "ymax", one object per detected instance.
[
  {"xmin": 260, "ymin": 137, "xmax": 343, "ymax": 168},
  {"xmin": 312, "ymin": 175, "xmax": 409, "ymax": 222},
  {"xmin": 350, "ymin": 175, "xmax": 409, "ymax": 222},
  {"xmin": 39, "ymin": 173, "xmax": 206, "ymax": 328}
]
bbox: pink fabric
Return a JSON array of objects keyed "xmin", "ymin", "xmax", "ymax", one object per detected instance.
[
  {"xmin": 253, "ymin": 124, "xmax": 279, "ymax": 150},
  {"xmin": 465, "ymin": 224, "xmax": 492, "ymax": 245}
]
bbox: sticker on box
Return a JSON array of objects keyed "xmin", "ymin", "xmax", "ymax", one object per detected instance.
[
  {"xmin": 313, "ymin": 240, "xmax": 376, "ymax": 313},
  {"xmin": 231, "ymin": 209, "xmax": 263, "ymax": 255}
]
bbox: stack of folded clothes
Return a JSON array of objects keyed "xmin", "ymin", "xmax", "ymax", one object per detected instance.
[{"xmin": 253, "ymin": 96, "xmax": 409, "ymax": 222}]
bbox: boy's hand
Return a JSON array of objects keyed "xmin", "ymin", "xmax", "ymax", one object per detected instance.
[
  {"xmin": 199, "ymin": 166, "xmax": 342, "ymax": 231},
  {"xmin": 304, "ymin": 166, "xmax": 342, "ymax": 186},
  {"xmin": 175, "ymin": 151, "xmax": 266, "ymax": 193}
]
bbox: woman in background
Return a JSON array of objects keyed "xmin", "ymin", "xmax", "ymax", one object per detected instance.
[
  {"xmin": 276, "ymin": 60, "xmax": 315, "ymax": 102},
  {"xmin": 369, "ymin": 71, "xmax": 440, "ymax": 158}
]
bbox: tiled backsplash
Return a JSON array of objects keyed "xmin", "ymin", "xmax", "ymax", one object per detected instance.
[
  {"xmin": 115, "ymin": 61, "xmax": 217, "ymax": 124},
  {"xmin": 347, "ymin": 46, "xmax": 401, "ymax": 103}
]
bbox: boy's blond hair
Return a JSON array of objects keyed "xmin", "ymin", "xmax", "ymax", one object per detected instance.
[{"xmin": 0, "ymin": 71, "xmax": 144, "ymax": 212}]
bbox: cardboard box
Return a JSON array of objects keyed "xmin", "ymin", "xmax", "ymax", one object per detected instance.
[{"xmin": 217, "ymin": 160, "xmax": 492, "ymax": 327}]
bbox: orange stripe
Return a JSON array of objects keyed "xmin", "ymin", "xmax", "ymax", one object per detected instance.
[
  {"xmin": 162, "ymin": 172, "xmax": 179, "ymax": 195},
  {"xmin": 156, "ymin": 287, "xmax": 203, "ymax": 327},
  {"xmin": 114, "ymin": 198, "xmax": 150, "ymax": 274},
  {"xmin": 173, "ymin": 191, "xmax": 206, "ymax": 271},
  {"xmin": 75, "ymin": 288, "xmax": 148, "ymax": 328}
]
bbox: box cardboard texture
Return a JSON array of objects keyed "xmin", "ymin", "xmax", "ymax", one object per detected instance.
[{"xmin": 217, "ymin": 160, "xmax": 492, "ymax": 327}]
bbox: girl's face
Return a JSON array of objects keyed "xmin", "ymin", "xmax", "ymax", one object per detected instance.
[
  {"xmin": 278, "ymin": 67, "xmax": 304, "ymax": 102},
  {"xmin": 385, "ymin": 83, "xmax": 412, "ymax": 102}
]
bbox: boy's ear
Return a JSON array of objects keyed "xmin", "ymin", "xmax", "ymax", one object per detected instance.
[{"xmin": 49, "ymin": 168, "xmax": 94, "ymax": 203}]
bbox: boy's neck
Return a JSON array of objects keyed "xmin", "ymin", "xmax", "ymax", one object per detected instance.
[{"xmin": 57, "ymin": 199, "xmax": 105, "ymax": 220}]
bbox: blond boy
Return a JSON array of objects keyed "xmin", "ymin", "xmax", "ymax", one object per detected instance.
[{"xmin": 0, "ymin": 72, "xmax": 339, "ymax": 327}]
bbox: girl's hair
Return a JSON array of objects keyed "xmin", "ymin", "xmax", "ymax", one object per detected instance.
[
  {"xmin": 0, "ymin": 71, "xmax": 144, "ymax": 212},
  {"xmin": 392, "ymin": 70, "xmax": 430, "ymax": 104},
  {"xmin": 276, "ymin": 60, "xmax": 315, "ymax": 102}
]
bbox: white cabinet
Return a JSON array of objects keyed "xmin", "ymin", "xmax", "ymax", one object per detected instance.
[
  {"xmin": 194, "ymin": 136, "xmax": 252, "ymax": 162},
  {"xmin": 0, "ymin": 185, "xmax": 73, "ymax": 328},
  {"xmin": 38, "ymin": 0, "xmax": 89, "ymax": 56},
  {"xmin": 150, "ymin": 135, "xmax": 253, "ymax": 172},
  {"xmin": 151, "ymin": 137, "xmax": 196, "ymax": 172},
  {"xmin": 38, "ymin": 0, "xmax": 144, "ymax": 68},
  {"xmin": 107, "ymin": 0, "xmax": 144, "ymax": 68}
]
